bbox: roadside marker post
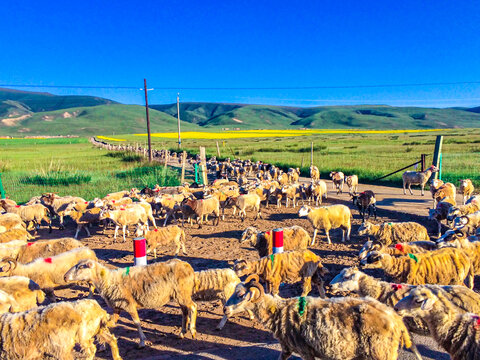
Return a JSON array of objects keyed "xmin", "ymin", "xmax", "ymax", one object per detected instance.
[
  {"xmin": 272, "ymin": 228, "xmax": 284, "ymax": 254},
  {"xmin": 133, "ymin": 237, "xmax": 147, "ymax": 266}
]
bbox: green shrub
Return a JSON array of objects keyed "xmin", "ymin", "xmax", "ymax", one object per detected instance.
[{"xmin": 21, "ymin": 171, "xmax": 92, "ymax": 186}]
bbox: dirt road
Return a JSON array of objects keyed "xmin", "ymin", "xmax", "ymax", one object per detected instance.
[{"xmin": 42, "ymin": 180, "xmax": 457, "ymax": 359}]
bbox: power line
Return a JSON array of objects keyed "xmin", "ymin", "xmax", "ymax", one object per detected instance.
[{"xmin": 1, "ymin": 80, "xmax": 480, "ymax": 91}]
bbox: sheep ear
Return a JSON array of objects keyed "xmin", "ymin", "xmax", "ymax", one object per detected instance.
[
  {"xmin": 421, "ymin": 298, "xmax": 434, "ymax": 311},
  {"xmin": 86, "ymin": 261, "xmax": 94, "ymax": 268}
]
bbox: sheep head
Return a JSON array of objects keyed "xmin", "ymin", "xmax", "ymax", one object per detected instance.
[
  {"xmin": 394, "ymin": 287, "xmax": 437, "ymax": 315},
  {"xmin": 0, "ymin": 258, "xmax": 17, "ymax": 274},
  {"xmin": 436, "ymin": 229, "xmax": 466, "ymax": 248},
  {"xmin": 233, "ymin": 259, "xmax": 251, "ymax": 277},
  {"xmin": 329, "ymin": 267, "xmax": 363, "ymax": 294},
  {"xmin": 357, "ymin": 222, "xmax": 372, "ymax": 236},
  {"xmin": 358, "ymin": 240, "xmax": 384, "ymax": 260},
  {"xmin": 64, "ymin": 259, "xmax": 97, "ymax": 283},
  {"xmin": 359, "ymin": 251, "xmax": 384, "ymax": 269},
  {"xmin": 240, "ymin": 227, "xmax": 258, "ymax": 244},
  {"xmin": 298, "ymin": 206, "xmax": 311, "ymax": 217},
  {"xmin": 224, "ymin": 274, "xmax": 263, "ymax": 317}
]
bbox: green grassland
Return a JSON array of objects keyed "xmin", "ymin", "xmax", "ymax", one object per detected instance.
[
  {"xmin": 0, "ymin": 138, "xmax": 180, "ymax": 203},
  {"xmin": 120, "ymin": 128, "xmax": 480, "ymax": 188},
  {"xmin": 2, "ymin": 88, "xmax": 480, "ymax": 136}
]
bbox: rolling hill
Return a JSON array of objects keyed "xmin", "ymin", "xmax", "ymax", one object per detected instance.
[{"xmin": 1, "ymin": 88, "xmax": 480, "ymax": 135}]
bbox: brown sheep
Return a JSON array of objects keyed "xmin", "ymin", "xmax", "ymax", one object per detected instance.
[
  {"xmin": 0, "ymin": 299, "xmax": 121, "ymax": 360},
  {"xmin": 64, "ymin": 258, "xmax": 197, "ymax": 348},
  {"xmin": 0, "ymin": 200, "xmax": 51, "ymax": 234},
  {"xmin": 395, "ymin": 286, "xmax": 480, "ymax": 360},
  {"xmin": 345, "ymin": 174, "xmax": 358, "ymax": 195},
  {"xmin": 459, "ymin": 179, "xmax": 474, "ymax": 205},
  {"xmin": 358, "ymin": 221, "xmax": 429, "ymax": 246},
  {"xmin": 240, "ymin": 225, "xmax": 310, "ymax": 257},
  {"xmin": 0, "ymin": 229, "xmax": 34, "ymax": 243},
  {"xmin": 402, "ymin": 165, "xmax": 438, "ymax": 196},
  {"xmin": 225, "ymin": 276, "xmax": 422, "ymax": 360},
  {"xmin": 0, "ymin": 213, "xmax": 27, "ymax": 233},
  {"xmin": 329, "ymin": 171, "xmax": 345, "ymax": 194},
  {"xmin": 234, "ymin": 250, "xmax": 328, "ymax": 297},
  {"xmin": 361, "ymin": 247, "xmax": 474, "ymax": 288},
  {"xmin": 0, "ymin": 276, "xmax": 46, "ymax": 312},
  {"xmin": 145, "ymin": 225, "xmax": 187, "ymax": 258},
  {"xmin": 358, "ymin": 240, "xmax": 437, "ymax": 261},
  {"xmin": 184, "ymin": 196, "xmax": 220, "ymax": 228}
]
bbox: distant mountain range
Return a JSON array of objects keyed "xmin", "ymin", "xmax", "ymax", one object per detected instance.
[{"xmin": 1, "ymin": 88, "xmax": 480, "ymax": 135}]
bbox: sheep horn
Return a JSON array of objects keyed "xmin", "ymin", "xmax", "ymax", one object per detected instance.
[
  {"xmin": 249, "ymin": 281, "xmax": 265, "ymax": 303},
  {"xmin": 459, "ymin": 216, "xmax": 470, "ymax": 225},
  {"xmin": 244, "ymin": 274, "xmax": 260, "ymax": 284}
]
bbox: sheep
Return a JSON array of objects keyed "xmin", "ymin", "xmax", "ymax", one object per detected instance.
[
  {"xmin": 63, "ymin": 204, "xmax": 102, "ymax": 239},
  {"xmin": 225, "ymin": 193, "xmax": 262, "ymax": 220},
  {"xmin": 357, "ymin": 221, "xmax": 429, "ymax": 246},
  {"xmin": 402, "ymin": 165, "xmax": 438, "ymax": 196},
  {"xmin": 298, "ymin": 205, "xmax": 351, "ymax": 245},
  {"xmin": 453, "ymin": 211, "xmax": 480, "ymax": 235},
  {"xmin": 0, "ymin": 299, "xmax": 121, "ymax": 360},
  {"xmin": 0, "ymin": 228, "xmax": 33, "ymax": 243},
  {"xmin": 224, "ymin": 275, "xmax": 422, "ymax": 360},
  {"xmin": 436, "ymin": 229, "xmax": 480, "ymax": 275},
  {"xmin": 0, "ymin": 289, "xmax": 20, "ymax": 314},
  {"xmin": 394, "ymin": 286, "xmax": 480, "ymax": 360},
  {"xmin": 103, "ymin": 190, "xmax": 130, "ymax": 201},
  {"xmin": 330, "ymin": 267, "xmax": 480, "ymax": 336},
  {"xmin": 432, "ymin": 182, "xmax": 456, "ymax": 208},
  {"xmin": 0, "ymin": 213, "xmax": 27, "ymax": 233},
  {"xmin": 99, "ymin": 206, "xmax": 148, "ymax": 242},
  {"xmin": 358, "ymin": 240, "xmax": 437, "ymax": 260},
  {"xmin": 192, "ymin": 268, "xmax": 253, "ymax": 330},
  {"xmin": 145, "ymin": 225, "xmax": 187, "ymax": 258},
  {"xmin": 240, "ymin": 225, "xmax": 310, "ymax": 257},
  {"xmin": 184, "ymin": 196, "xmax": 220, "ymax": 228},
  {"xmin": 0, "ymin": 241, "xmax": 27, "ymax": 261},
  {"xmin": 0, "ymin": 200, "xmax": 51, "ymax": 234},
  {"xmin": 309, "ymin": 165, "xmax": 320, "ymax": 181},
  {"xmin": 40, "ymin": 193, "xmax": 86, "ymax": 230},
  {"xmin": 459, "ymin": 179, "xmax": 475, "ymax": 205},
  {"xmin": 428, "ymin": 198, "xmax": 455, "ymax": 237},
  {"xmin": 302, "ymin": 182, "xmax": 326, "ymax": 206},
  {"xmin": 281, "ymin": 184, "xmax": 302, "ymax": 208},
  {"xmin": 287, "ymin": 167, "xmax": 300, "ymax": 183},
  {"xmin": 345, "ymin": 174, "xmax": 358, "ymax": 195},
  {"xmin": 351, "ymin": 190, "xmax": 377, "ymax": 221},
  {"xmin": 234, "ymin": 249, "xmax": 328, "ymax": 298},
  {"xmin": 429, "ymin": 178, "xmax": 444, "ymax": 199},
  {"xmin": 447, "ymin": 200, "xmax": 480, "ymax": 222},
  {"xmin": 360, "ymin": 247, "xmax": 474, "ymax": 288},
  {"xmin": 0, "ymin": 276, "xmax": 46, "ymax": 312},
  {"xmin": 329, "ymin": 171, "xmax": 345, "ymax": 194},
  {"xmin": 15, "ymin": 237, "xmax": 85, "ymax": 264},
  {"xmin": 64, "ymin": 258, "xmax": 197, "ymax": 348},
  {"xmin": 0, "ymin": 247, "xmax": 97, "ymax": 300}
]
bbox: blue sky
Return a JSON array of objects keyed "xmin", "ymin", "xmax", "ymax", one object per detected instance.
[{"xmin": 1, "ymin": 1, "xmax": 479, "ymax": 107}]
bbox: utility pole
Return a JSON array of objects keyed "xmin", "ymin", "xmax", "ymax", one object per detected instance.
[
  {"xmin": 143, "ymin": 78, "xmax": 152, "ymax": 162},
  {"xmin": 177, "ymin": 93, "xmax": 181, "ymax": 149}
]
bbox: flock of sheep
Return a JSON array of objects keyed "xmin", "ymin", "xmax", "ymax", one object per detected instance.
[{"xmin": 0, "ymin": 153, "xmax": 478, "ymax": 360}]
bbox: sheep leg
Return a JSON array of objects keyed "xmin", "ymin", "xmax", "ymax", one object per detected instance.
[
  {"xmin": 436, "ymin": 220, "xmax": 442, "ymax": 238},
  {"xmin": 174, "ymin": 241, "xmax": 181, "ymax": 257},
  {"xmin": 59, "ymin": 215, "xmax": 65, "ymax": 230},
  {"xmin": 408, "ymin": 183, "xmax": 413, "ymax": 195},
  {"xmin": 96, "ymin": 327, "xmax": 122, "ymax": 360},
  {"xmin": 279, "ymin": 346, "xmax": 293, "ymax": 360},
  {"xmin": 421, "ymin": 184, "xmax": 425, "ymax": 196},
  {"xmin": 128, "ymin": 308, "xmax": 147, "ymax": 348},
  {"xmin": 403, "ymin": 181, "xmax": 406, "ymax": 195},
  {"xmin": 122, "ymin": 225, "xmax": 127, "ymax": 242},
  {"xmin": 326, "ymin": 229, "xmax": 332, "ymax": 244},
  {"xmin": 163, "ymin": 213, "xmax": 170, "ymax": 226},
  {"xmin": 113, "ymin": 225, "xmax": 119, "ymax": 241},
  {"xmin": 150, "ymin": 216, "xmax": 157, "ymax": 229},
  {"xmin": 74, "ymin": 225, "xmax": 81, "ymax": 239},
  {"xmin": 85, "ymin": 225, "xmax": 91, "ymax": 237},
  {"xmin": 301, "ymin": 277, "xmax": 312, "ymax": 296},
  {"xmin": 153, "ymin": 248, "xmax": 157, "ymax": 259},
  {"xmin": 311, "ymin": 229, "xmax": 318, "ymax": 246},
  {"xmin": 346, "ymin": 226, "xmax": 351, "ymax": 241}
]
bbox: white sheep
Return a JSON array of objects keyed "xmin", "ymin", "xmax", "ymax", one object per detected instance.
[
  {"xmin": 402, "ymin": 165, "xmax": 438, "ymax": 196},
  {"xmin": 298, "ymin": 205, "xmax": 351, "ymax": 244}
]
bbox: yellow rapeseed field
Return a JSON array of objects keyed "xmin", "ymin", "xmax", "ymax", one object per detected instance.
[
  {"xmin": 97, "ymin": 135, "xmax": 127, "ymax": 142},
  {"xmin": 132, "ymin": 129, "xmax": 446, "ymax": 140}
]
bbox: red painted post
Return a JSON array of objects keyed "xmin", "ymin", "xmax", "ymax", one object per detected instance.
[
  {"xmin": 272, "ymin": 228, "xmax": 284, "ymax": 254},
  {"xmin": 133, "ymin": 237, "xmax": 147, "ymax": 266}
]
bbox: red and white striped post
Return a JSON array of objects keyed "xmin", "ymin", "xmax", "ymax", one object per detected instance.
[
  {"xmin": 272, "ymin": 228, "xmax": 284, "ymax": 254},
  {"xmin": 133, "ymin": 237, "xmax": 147, "ymax": 266}
]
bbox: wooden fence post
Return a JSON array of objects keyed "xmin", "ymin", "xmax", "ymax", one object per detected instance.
[
  {"xmin": 310, "ymin": 142, "xmax": 314, "ymax": 167},
  {"xmin": 216, "ymin": 141, "xmax": 221, "ymax": 158},
  {"xmin": 164, "ymin": 149, "xmax": 169, "ymax": 169},
  {"xmin": 199, "ymin": 146, "xmax": 207, "ymax": 185},
  {"xmin": 181, "ymin": 151, "xmax": 186, "ymax": 184},
  {"xmin": 421, "ymin": 154, "xmax": 426, "ymax": 172}
]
